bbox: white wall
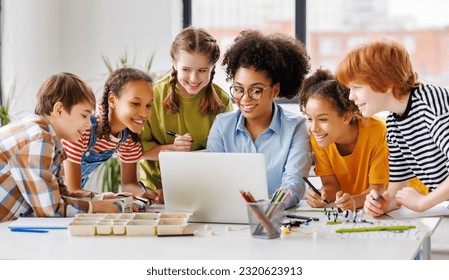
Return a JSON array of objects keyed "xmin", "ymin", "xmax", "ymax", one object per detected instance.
[{"xmin": 1, "ymin": 0, "xmax": 182, "ymax": 116}]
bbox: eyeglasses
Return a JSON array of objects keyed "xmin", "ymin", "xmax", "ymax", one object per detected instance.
[{"xmin": 229, "ymin": 84, "xmax": 272, "ymax": 101}]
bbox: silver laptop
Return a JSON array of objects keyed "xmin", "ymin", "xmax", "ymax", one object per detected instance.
[{"xmin": 159, "ymin": 152, "xmax": 269, "ymax": 224}]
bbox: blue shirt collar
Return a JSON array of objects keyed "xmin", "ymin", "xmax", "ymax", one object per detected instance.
[{"xmin": 235, "ymin": 103, "xmax": 281, "ymax": 135}]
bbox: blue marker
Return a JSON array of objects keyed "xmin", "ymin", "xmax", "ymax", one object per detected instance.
[
  {"xmin": 372, "ymin": 194, "xmax": 383, "ymax": 201},
  {"xmin": 10, "ymin": 228, "xmax": 49, "ymax": 233}
]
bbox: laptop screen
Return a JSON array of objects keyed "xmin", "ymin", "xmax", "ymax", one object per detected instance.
[{"xmin": 159, "ymin": 152, "xmax": 269, "ymax": 224}]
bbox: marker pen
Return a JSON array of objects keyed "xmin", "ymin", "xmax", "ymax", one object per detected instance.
[{"xmin": 166, "ymin": 130, "xmax": 193, "ymax": 142}]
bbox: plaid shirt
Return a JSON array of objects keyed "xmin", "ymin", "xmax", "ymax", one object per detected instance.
[{"xmin": 0, "ymin": 113, "xmax": 94, "ymax": 222}]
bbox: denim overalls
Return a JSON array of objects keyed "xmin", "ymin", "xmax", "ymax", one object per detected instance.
[{"xmin": 80, "ymin": 114, "xmax": 128, "ymax": 188}]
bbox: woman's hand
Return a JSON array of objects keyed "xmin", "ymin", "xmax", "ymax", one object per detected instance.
[{"xmin": 173, "ymin": 133, "xmax": 193, "ymax": 152}]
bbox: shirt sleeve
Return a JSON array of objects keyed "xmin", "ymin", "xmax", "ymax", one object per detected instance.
[
  {"xmin": 387, "ymin": 130, "xmax": 415, "ymax": 182},
  {"xmin": 224, "ymin": 98, "xmax": 234, "ymax": 113},
  {"xmin": 118, "ymin": 138, "xmax": 143, "ymax": 163},
  {"xmin": 367, "ymin": 128, "xmax": 389, "ymax": 185},
  {"xmin": 141, "ymin": 118, "xmax": 159, "ymax": 152},
  {"xmin": 281, "ymin": 118, "xmax": 312, "ymax": 208},
  {"xmin": 206, "ymin": 115, "xmax": 226, "ymax": 152},
  {"xmin": 61, "ymin": 133, "xmax": 88, "ymax": 164},
  {"xmin": 12, "ymin": 137, "xmax": 91, "ymax": 217}
]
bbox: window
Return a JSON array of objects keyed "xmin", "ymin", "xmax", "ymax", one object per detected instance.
[
  {"xmin": 189, "ymin": 0, "xmax": 449, "ymax": 109},
  {"xmin": 308, "ymin": 0, "xmax": 449, "ymax": 86},
  {"xmin": 191, "ymin": 0, "xmax": 297, "ymax": 94}
]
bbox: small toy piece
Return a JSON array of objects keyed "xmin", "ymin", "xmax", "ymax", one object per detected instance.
[{"xmin": 325, "ymin": 209, "xmax": 372, "ymax": 224}]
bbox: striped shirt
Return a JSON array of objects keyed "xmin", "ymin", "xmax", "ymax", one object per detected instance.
[
  {"xmin": 62, "ymin": 111, "xmax": 142, "ymax": 164},
  {"xmin": 386, "ymin": 83, "xmax": 449, "ymax": 190},
  {"xmin": 0, "ymin": 113, "xmax": 93, "ymax": 222}
]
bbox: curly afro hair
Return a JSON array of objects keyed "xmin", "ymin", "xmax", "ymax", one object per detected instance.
[
  {"xmin": 299, "ymin": 68, "xmax": 359, "ymax": 116},
  {"xmin": 222, "ymin": 30, "xmax": 310, "ymax": 100}
]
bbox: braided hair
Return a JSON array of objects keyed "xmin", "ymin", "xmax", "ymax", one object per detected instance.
[
  {"xmin": 98, "ymin": 67, "xmax": 153, "ymax": 142},
  {"xmin": 164, "ymin": 26, "xmax": 225, "ymax": 115}
]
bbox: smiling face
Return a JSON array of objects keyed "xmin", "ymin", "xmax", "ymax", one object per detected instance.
[
  {"xmin": 305, "ymin": 97, "xmax": 351, "ymax": 148},
  {"xmin": 54, "ymin": 102, "xmax": 93, "ymax": 141},
  {"xmin": 347, "ymin": 83, "xmax": 387, "ymax": 117},
  {"xmin": 173, "ymin": 50, "xmax": 213, "ymax": 97},
  {"xmin": 233, "ymin": 66, "xmax": 279, "ymax": 124},
  {"xmin": 108, "ymin": 80, "xmax": 153, "ymax": 134}
]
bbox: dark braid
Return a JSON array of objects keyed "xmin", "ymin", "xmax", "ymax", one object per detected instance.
[
  {"xmin": 98, "ymin": 67, "xmax": 153, "ymax": 143},
  {"xmin": 98, "ymin": 84, "xmax": 112, "ymax": 140}
]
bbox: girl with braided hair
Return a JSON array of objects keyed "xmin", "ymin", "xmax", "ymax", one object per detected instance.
[
  {"xmin": 206, "ymin": 30, "xmax": 312, "ymax": 209},
  {"xmin": 62, "ymin": 67, "xmax": 158, "ymax": 202},
  {"xmin": 299, "ymin": 68, "xmax": 390, "ymax": 211},
  {"xmin": 139, "ymin": 27, "xmax": 233, "ymax": 201}
]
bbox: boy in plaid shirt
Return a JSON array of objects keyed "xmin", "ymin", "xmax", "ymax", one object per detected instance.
[{"xmin": 0, "ymin": 72, "xmax": 126, "ymax": 222}]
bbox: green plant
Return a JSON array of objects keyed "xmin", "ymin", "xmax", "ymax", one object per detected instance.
[
  {"xmin": 0, "ymin": 80, "xmax": 18, "ymax": 127},
  {"xmin": 0, "ymin": 105, "xmax": 11, "ymax": 126},
  {"xmin": 97, "ymin": 50, "xmax": 166, "ymax": 193},
  {"xmin": 101, "ymin": 155, "xmax": 121, "ymax": 193}
]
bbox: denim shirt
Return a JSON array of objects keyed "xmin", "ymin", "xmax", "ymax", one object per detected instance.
[{"xmin": 207, "ymin": 103, "xmax": 312, "ymax": 208}]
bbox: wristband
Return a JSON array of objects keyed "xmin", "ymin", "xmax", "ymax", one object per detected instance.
[{"xmin": 88, "ymin": 201, "xmax": 93, "ymax": 213}]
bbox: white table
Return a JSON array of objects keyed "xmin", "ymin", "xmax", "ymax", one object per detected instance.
[{"xmin": 0, "ymin": 212, "xmax": 440, "ymax": 260}]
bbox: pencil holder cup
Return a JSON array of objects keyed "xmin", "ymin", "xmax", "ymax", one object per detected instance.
[{"xmin": 246, "ymin": 201, "xmax": 284, "ymax": 239}]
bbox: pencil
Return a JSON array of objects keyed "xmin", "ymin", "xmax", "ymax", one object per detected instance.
[
  {"xmin": 302, "ymin": 176, "xmax": 330, "ymax": 204},
  {"xmin": 166, "ymin": 130, "xmax": 181, "ymax": 138},
  {"xmin": 336, "ymin": 225, "xmax": 416, "ymax": 233},
  {"xmin": 247, "ymin": 203, "xmax": 279, "ymax": 237},
  {"xmin": 166, "ymin": 130, "xmax": 193, "ymax": 142},
  {"xmin": 240, "ymin": 190, "xmax": 279, "ymax": 237},
  {"xmin": 157, "ymin": 233, "xmax": 195, "ymax": 237},
  {"xmin": 285, "ymin": 214, "xmax": 319, "ymax": 221},
  {"xmin": 138, "ymin": 181, "xmax": 148, "ymax": 193},
  {"xmin": 10, "ymin": 228, "xmax": 49, "ymax": 233}
]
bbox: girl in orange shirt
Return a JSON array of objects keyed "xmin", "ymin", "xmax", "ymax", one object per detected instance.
[{"xmin": 299, "ymin": 68, "xmax": 388, "ymax": 211}]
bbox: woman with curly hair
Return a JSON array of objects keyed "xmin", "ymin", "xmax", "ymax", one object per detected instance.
[
  {"xmin": 299, "ymin": 68, "xmax": 390, "ymax": 211},
  {"xmin": 207, "ymin": 30, "xmax": 311, "ymax": 209},
  {"xmin": 139, "ymin": 27, "xmax": 233, "ymax": 202}
]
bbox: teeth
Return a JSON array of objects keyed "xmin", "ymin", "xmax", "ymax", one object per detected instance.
[
  {"xmin": 314, "ymin": 134, "xmax": 327, "ymax": 139},
  {"xmin": 134, "ymin": 120, "xmax": 144, "ymax": 124},
  {"xmin": 242, "ymin": 104, "xmax": 256, "ymax": 109}
]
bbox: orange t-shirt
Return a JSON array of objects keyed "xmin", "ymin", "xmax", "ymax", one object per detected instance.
[{"xmin": 311, "ymin": 116, "xmax": 389, "ymax": 195}]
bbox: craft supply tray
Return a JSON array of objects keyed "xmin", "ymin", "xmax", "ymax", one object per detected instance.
[{"xmin": 68, "ymin": 213, "xmax": 191, "ymax": 236}]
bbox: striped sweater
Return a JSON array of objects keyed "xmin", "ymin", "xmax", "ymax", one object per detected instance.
[{"xmin": 387, "ymin": 83, "xmax": 449, "ymax": 190}]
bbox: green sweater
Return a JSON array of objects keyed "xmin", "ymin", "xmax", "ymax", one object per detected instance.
[{"xmin": 139, "ymin": 75, "xmax": 233, "ymax": 190}]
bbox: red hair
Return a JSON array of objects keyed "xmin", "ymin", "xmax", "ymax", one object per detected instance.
[{"xmin": 336, "ymin": 40, "xmax": 418, "ymax": 99}]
